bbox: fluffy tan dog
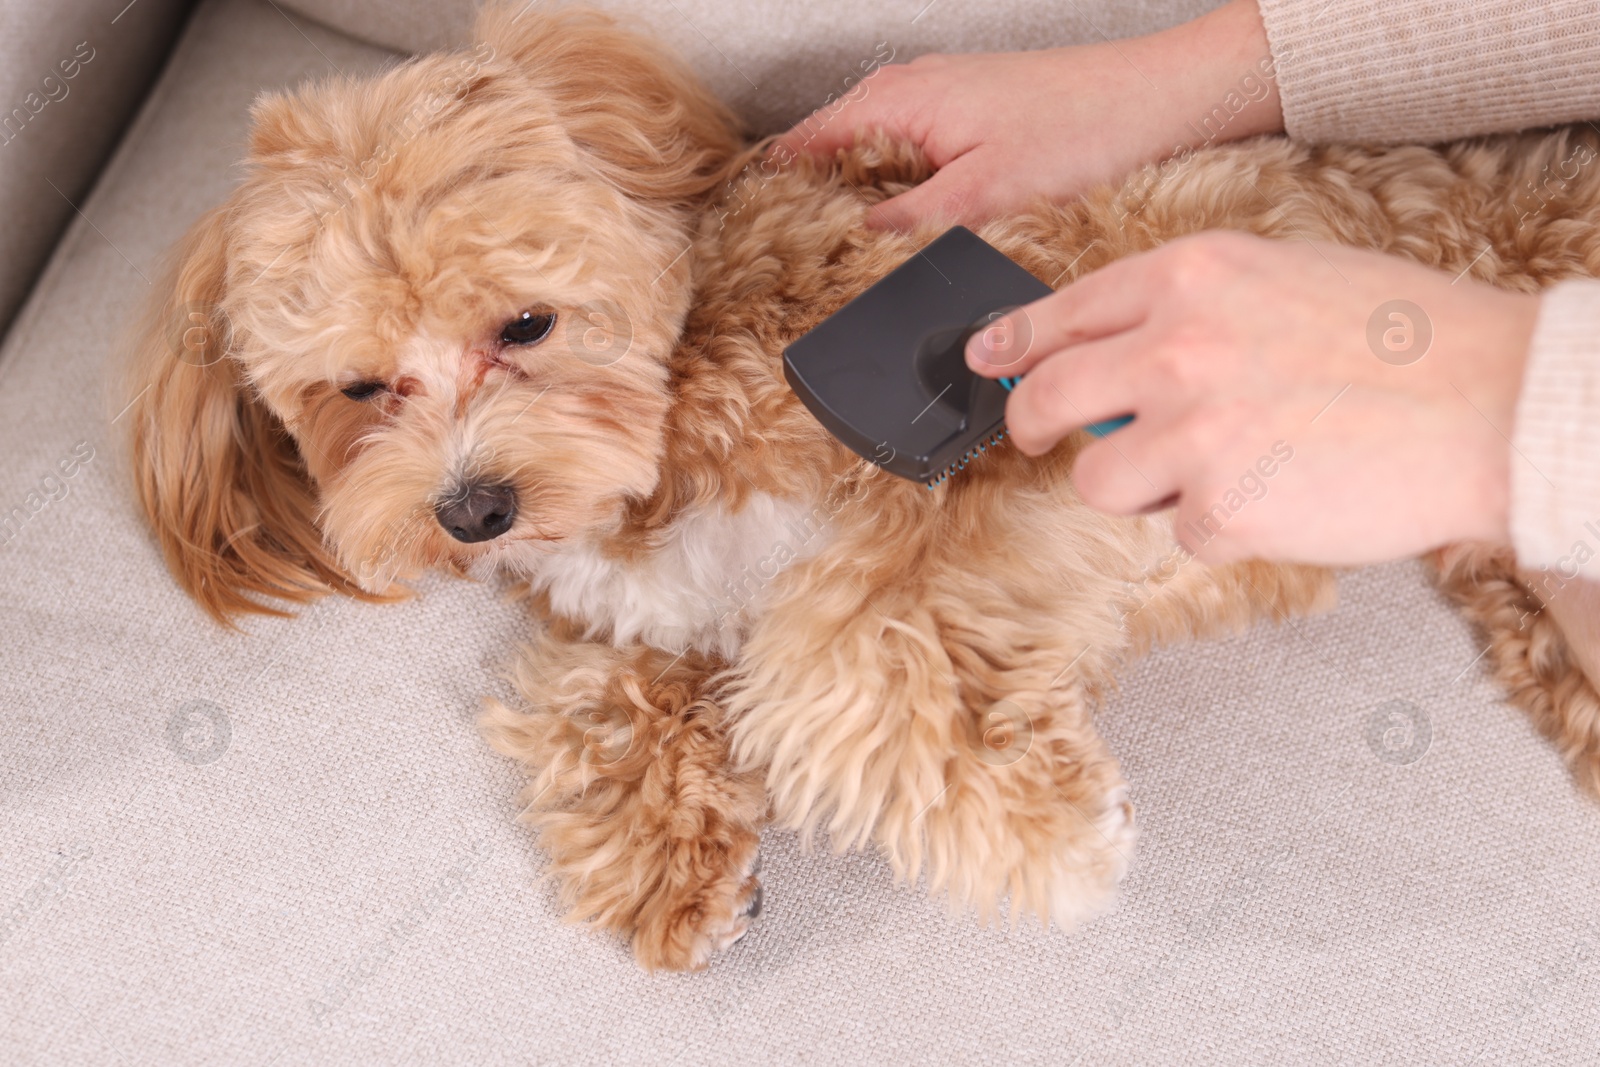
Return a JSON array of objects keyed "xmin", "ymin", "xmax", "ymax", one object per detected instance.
[{"xmin": 127, "ymin": 5, "xmax": 1600, "ymax": 971}]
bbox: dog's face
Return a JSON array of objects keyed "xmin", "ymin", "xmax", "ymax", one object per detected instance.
[
  {"xmin": 128, "ymin": 6, "xmax": 738, "ymax": 621},
  {"xmin": 234, "ymin": 47, "xmax": 689, "ymax": 589}
]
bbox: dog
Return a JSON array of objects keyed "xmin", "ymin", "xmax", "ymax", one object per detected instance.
[{"xmin": 126, "ymin": 4, "xmax": 1600, "ymax": 971}]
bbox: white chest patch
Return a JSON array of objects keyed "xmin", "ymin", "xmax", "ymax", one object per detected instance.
[{"xmin": 518, "ymin": 492, "xmax": 833, "ymax": 658}]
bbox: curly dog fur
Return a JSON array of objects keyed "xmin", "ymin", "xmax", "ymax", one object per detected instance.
[{"xmin": 125, "ymin": 5, "xmax": 1600, "ymax": 970}]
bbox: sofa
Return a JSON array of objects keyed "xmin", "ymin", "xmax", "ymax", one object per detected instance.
[{"xmin": 3, "ymin": 1, "xmax": 1597, "ymax": 1063}]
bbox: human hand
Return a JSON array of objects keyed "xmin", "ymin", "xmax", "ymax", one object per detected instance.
[
  {"xmin": 771, "ymin": 0, "xmax": 1282, "ymax": 231},
  {"xmin": 965, "ymin": 232, "xmax": 1542, "ymax": 566}
]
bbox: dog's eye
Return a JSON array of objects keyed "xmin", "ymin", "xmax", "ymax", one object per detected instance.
[
  {"xmin": 500, "ymin": 311, "xmax": 557, "ymax": 346},
  {"xmin": 340, "ymin": 381, "xmax": 387, "ymax": 401}
]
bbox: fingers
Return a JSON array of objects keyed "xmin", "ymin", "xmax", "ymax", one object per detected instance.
[
  {"xmin": 1001, "ymin": 334, "xmax": 1144, "ymax": 456},
  {"xmin": 1068, "ymin": 421, "xmax": 1184, "ymax": 516},
  {"xmin": 770, "ymin": 67, "xmax": 907, "ymax": 161},
  {"xmin": 862, "ymin": 150, "xmax": 1002, "ymax": 232},
  {"xmin": 965, "ymin": 251, "xmax": 1160, "ymax": 378},
  {"xmin": 770, "ymin": 109, "xmax": 873, "ymax": 163},
  {"xmin": 1172, "ymin": 492, "xmax": 1256, "ymax": 564}
]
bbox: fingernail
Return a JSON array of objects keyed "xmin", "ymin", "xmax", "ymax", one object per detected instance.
[{"xmin": 965, "ymin": 318, "xmax": 1005, "ymax": 370}]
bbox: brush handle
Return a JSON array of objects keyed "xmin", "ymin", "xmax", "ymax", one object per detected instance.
[{"xmin": 997, "ymin": 377, "xmax": 1133, "ymax": 438}]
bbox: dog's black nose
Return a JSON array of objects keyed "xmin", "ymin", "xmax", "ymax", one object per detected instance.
[{"xmin": 435, "ymin": 482, "xmax": 518, "ymax": 543}]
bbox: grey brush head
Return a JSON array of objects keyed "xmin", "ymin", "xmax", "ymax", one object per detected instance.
[{"xmin": 782, "ymin": 226, "xmax": 1052, "ymax": 485}]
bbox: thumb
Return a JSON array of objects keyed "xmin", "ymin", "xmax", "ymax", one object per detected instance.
[{"xmin": 862, "ymin": 150, "xmax": 1001, "ymax": 232}]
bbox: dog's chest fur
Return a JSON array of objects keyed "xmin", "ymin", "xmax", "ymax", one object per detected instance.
[{"xmin": 520, "ymin": 491, "xmax": 830, "ymax": 658}]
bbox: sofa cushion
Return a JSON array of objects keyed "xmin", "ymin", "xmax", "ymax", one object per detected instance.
[
  {"xmin": 4, "ymin": 0, "xmax": 1600, "ymax": 1062},
  {"xmin": 275, "ymin": 0, "xmax": 1226, "ymax": 132}
]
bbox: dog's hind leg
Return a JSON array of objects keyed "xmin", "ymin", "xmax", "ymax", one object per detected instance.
[
  {"xmin": 481, "ymin": 632, "xmax": 767, "ymax": 971},
  {"xmin": 1116, "ymin": 555, "xmax": 1338, "ymax": 655},
  {"xmin": 1434, "ymin": 542, "xmax": 1600, "ymax": 796}
]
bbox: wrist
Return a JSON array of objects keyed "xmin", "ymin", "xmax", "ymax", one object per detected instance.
[
  {"xmin": 1451, "ymin": 285, "xmax": 1540, "ymax": 547},
  {"xmin": 1142, "ymin": 0, "xmax": 1284, "ymax": 153}
]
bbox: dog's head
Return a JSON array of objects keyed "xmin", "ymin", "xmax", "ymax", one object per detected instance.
[{"xmin": 127, "ymin": 5, "xmax": 739, "ymax": 623}]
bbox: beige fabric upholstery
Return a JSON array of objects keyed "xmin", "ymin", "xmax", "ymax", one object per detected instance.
[
  {"xmin": 4, "ymin": 0, "xmax": 1600, "ymax": 1062},
  {"xmin": 0, "ymin": 0, "xmax": 193, "ymax": 336},
  {"xmin": 277, "ymin": 0, "xmax": 1227, "ymax": 132}
]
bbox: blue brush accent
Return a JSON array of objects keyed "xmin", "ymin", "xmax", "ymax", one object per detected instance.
[
  {"xmin": 996, "ymin": 375, "xmax": 1131, "ymax": 438},
  {"xmin": 1083, "ymin": 414, "xmax": 1134, "ymax": 438}
]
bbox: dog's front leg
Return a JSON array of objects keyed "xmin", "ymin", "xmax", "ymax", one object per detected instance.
[
  {"xmin": 724, "ymin": 563, "xmax": 1136, "ymax": 932},
  {"xmin": 481, "ymin": 634, "xmax": 767, "ymax": 971}
]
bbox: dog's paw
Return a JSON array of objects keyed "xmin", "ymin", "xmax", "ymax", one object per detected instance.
[
  {"xmin": 1095, "ymin": 784, "xmax": 1136, "ymax": 857},
  {"xmin": 705, "ymin": 867, "xmax": 765, "ymax": 952},
  {"xmin": 632, "ymin": 851, "xmax": 763, "ymax": 972},
  {"xmin": 1019, "ymin": 780, "xmax": 1136, "ymax": 932}
]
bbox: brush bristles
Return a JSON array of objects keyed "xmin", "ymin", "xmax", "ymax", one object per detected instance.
[{"xmin": 925, "ymin": 428, "xmax": 1007, "ymax": 489}]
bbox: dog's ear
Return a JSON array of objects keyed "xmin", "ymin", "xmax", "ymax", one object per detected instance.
[
  {"xmin": 473, "ymin": 4, "xmax": 741, "ymax": 204},
  {"xmin": 126, "ymin": 204, "xmax": 376, "ymax": 626}
]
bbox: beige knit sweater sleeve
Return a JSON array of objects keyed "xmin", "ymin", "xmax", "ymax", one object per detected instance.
[
  {"xmin": 1255, "ymin": 0, "xmax": 1600, "ymax": 145},
  {"xmin": 1510, "ymin": 281, "xmax": 1600, "ymax": 576},
  {"xmin": 1257, "ymin": 0, "xmax": 1600, "ymax": 579}
]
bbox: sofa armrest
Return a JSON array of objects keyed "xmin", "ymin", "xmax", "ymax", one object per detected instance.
[{"xmin": 0, "ymin": 0, "xmax": 196, "ymax": 338}]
